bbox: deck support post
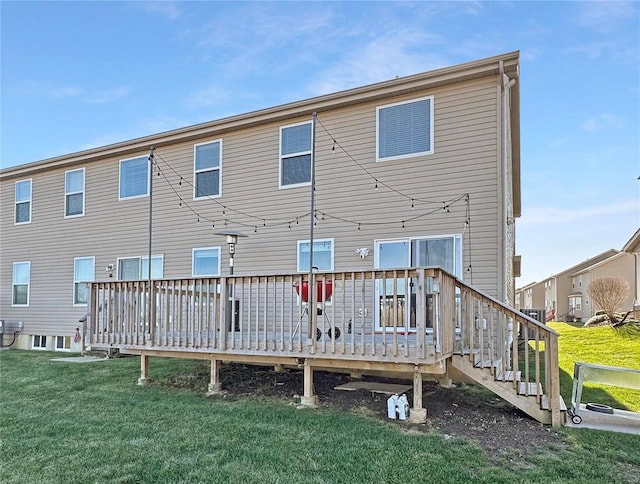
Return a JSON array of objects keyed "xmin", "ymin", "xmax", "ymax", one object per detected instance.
[
  {"xmin": 300, "ymin": 359, "xmax": 318, "ymax": 407},
  {"xmin": 137, "ymin": 353, "xmax": 150, "ymax": 386},
  {"xmin": 207, "ymin": 358, "xmax": 222, "ymax": 395},
  {"xmin": 409, "ymin": 369, "xmax": 427, "ymax": 423}
]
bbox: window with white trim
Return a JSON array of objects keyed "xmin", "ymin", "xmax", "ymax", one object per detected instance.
[
  {"xmin": 377, "ymin": 96, "xmax": 434, "ymax": 161},
  {"xmin": 194, "ymin": 140, "xmax": 222, "ymax": 198},
  {"xmin": 192, "ymin": 248, "xmax": 221, "ymax": 276},
  {"xmin": 15, "ymin": 179, "xmax": 32, "ymax": 224},
  {"xmin": 280, "ymin": 121, "xmax": 312, "ymax": 188},
  {"xmin": 119, "ymin": 156, "xmax": 149, "ymax": 199},
  {"xmin": 297, "ymin": 239, "xmax": 334, "ymax": 272},
  {"xmin": 74, "ymin": 257, "xmax": 95, "ymax": 305},
  {"xmin": 56, "ymin": 336, "xmax": 71, "ymax": 351},
  {"xmin": 578, "ymin": 275, "xmax": 583, "ymax": 288},
  {"xmin": 12, "ymin": 261, "xmax": 30, "ymax": 306},
  {"xmin": 117, "ymin": 256, "xmax": 164, "ymax": 281},
  {"xmin": 32, "ymin": 335, "xmax": 47, "ymax": 349},
  {"xmin": 65, "ymin": 168, "xmax": 85, "ymax": 217}
]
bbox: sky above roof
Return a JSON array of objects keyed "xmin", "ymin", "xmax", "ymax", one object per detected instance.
[{"xmin": 1, "ymin": 1, "xmax": 638, "ymax": 287}]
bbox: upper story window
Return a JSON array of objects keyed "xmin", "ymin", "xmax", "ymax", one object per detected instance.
[
  {"xmin": 12, "ymin": 261, "xmax": 30, "ymax": 306},
  {"xmin": 117, "ymin": 255, "xmax": 164, "ymax": 281},
  {"xmin": 377, "ymin": 96, "xmax": 434, "ymax": 161},
  {"xmin": 65, "ymin": 168, "xmax": 85, "ymax": 217},
  {"xmin": 192, "ymin": 247, "xmax": 221, "ymax": 276},
  {"xmin": 74, "ymin": 257, "xmax": 95, "ymax": 305},
  {"xmin": 297, "ymin": 239, "xmax": 334, "ymax": 272},
  {"xmin": 119, "ymin": 156, "xmax": 149, "ymax": 199},
  {"xmin": 571, "ymin": 277, "xmax": 576, "ymax": 289},
  {"xmin": 578, "ymin": 275, "xmax": 583, "ymax": 288},
  {"xmin": 194, "ymin": 140, "xmax": 222, "ymax": 198},
  {"xmin": 280, "ymin": 121, "xmax": 312, "ymax": 188},
  {"xmin": 15, "ymin": 179, "xmax": 32, "ymax": 224}
]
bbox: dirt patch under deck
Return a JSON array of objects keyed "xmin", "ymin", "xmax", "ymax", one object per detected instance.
[{"xmin": 154, "ymin": 362, "xmax": 563, "ymax": 458}]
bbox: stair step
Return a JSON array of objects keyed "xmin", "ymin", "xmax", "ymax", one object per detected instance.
[
  {"xmin": 495, "ymin": 370, "xmax": 521, "ymax": 382},
  {"xmin": 518, "ymin": 381, "xmax": 543, "ymax": 396},
  {"xmin": 541, "ymin": 395, "xmax": 568, "ymax": 412},
  {"xmin": 474, "ymin": 359, "xmax": 502, "ymax": 369}
]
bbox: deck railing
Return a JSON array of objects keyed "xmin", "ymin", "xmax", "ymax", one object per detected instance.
[{"xmin": 86, "ymin": 267, "xmax": 560, "ymax": 424}]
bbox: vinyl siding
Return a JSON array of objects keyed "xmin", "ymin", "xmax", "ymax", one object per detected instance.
[{"xmin": 1, "ymin": 73, "xmax": 506, "ymax": 338}]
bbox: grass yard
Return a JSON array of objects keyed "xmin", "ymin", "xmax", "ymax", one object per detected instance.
[
  {"xmin": 550, "ymin": 322, "xmax": 640, "ymax": 412},
  {"xmin": 1, "ymin": 323, "xmax": 639, "ymax": 484}
]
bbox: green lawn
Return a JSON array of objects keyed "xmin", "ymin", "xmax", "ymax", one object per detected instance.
[
  {"xmin": 1, "ymin": 325, "xmax": 639, "ymax": 483},
  {"xmin": 550, "ymin": 322, "xmax": 640, "ymax": 412}
]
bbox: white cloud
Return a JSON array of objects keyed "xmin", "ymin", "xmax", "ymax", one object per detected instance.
[
  {"xmin": 140, "ymin": 1, "xmax": 181, "ymax": 20},
  {"xmin": 184, "ymin": 84, "xmax": 232, "ymax": 109},
  {"xmin": 86, "ymin": 87, "xmax": 131, "ymax": 104},
  {"xmin": 51, "ymin": 86, "xmax": 83, "ymax": 98},
  {"xmin": 519, "ymin": 200, "xmax": 638, "ymax": 226},
  {"xmin": 580, "ymin": 113, "xmax": 623, "ymax": 133},
  {"xmin": 305, "ymin": 29, "xmax": 449, "ymax": 96},
  {"xmin": 576, "ymin": 1, "xmax": 638, "ymax": 32}
]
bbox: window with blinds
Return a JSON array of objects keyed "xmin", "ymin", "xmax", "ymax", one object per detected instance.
[
  {"xmin": 377, "ymin": 96, "xmax": 434, "ymax": 161},
  {"xmin": 280, "ymin": 121, "xmax": 312, "ymax": 188}
]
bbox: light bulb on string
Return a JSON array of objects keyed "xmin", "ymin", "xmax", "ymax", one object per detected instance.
[
  {"xmin": 212, "ymin": 220, "xmax": 215, "ymax": 228},
  {"xmin": 263, "ymin": 219, "xmax": 266, "ymax": 227},
  {"xmin": 179, "ymin": 199, "xmax": 182, "ymax": 207},
  {"xmin": 254, "ymin": 226, "xmax": 257, "ymax": 233},
  {"xmin": 222, "ymin": 206, "xmax": 226, "ymax": 215},
  {"xmin": 357, "ymin": 223, "xmax": 361, "ymax": 231},
  {"xmin": 402, "ymin": 221, "xmax": 405, "ymax": 230},
  {"xmin": 332, "ymin": 140, "xmax": 336, "ymax": 151},
  {"xmin": 374, "ymin": 180, "xmax": 378, "ymax": 191},
  {"xmin": 411, "ymin": 199, "xmax": 415, "ymax": 209},
  {"xmin": 179, "ymin": 177, "xmax": 182, "ymax": 186}
]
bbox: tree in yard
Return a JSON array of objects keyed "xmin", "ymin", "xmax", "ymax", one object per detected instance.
[{"xmin": 587, "ymin": 277, "xmax": 630, "ymax": 324}]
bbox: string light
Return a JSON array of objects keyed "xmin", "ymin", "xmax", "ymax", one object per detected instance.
[
  {"xmin": 332, "ymin": 139, "xmax": 336, "ymax": 151},
  {"xmin": 374, "ymin": 180, "xmax": 378, "ymax": 191},
  {"xmin": 411, "ymin": 199, "xmax": 414, "ymax": 209},
  {"xmin": 402, "ymin": 221, "xmax": 405, "ymax": 230},
  {"xmin": 357, "ymin": 223, "xmax": 361, "ymax": 231},
  {"xmin": 179, "ymin": 177, "xmax": 182, "ymax": 186}
]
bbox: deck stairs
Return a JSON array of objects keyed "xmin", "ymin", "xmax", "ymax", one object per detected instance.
[{"xmin": 450, "ymin": 349, "xmax": 566, "ymax": 425}]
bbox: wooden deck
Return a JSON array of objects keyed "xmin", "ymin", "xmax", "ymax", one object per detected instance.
[{"xmin": 85, "ymin": 268, "xmax": 563, "ymax": 427}]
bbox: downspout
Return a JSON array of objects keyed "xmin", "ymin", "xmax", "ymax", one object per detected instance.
[{"xmin": 500, "ymin": 60, "xmax": 517, "ymax": 303}]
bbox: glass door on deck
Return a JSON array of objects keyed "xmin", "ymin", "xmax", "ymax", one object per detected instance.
[{"xmin": 375, "ymin": 240, "xmax": 411, "ymax": 331}]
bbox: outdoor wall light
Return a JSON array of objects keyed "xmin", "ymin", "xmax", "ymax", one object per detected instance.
[
  {"xmin": 355, "ymin": 247, "xmax": 370, "ymax": 259},
  {"xmin": 105, "ymin": 264, "xmax": 114, "ymax": 278}
]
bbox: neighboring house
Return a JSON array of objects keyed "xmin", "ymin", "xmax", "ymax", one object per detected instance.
[
  {"xmin": 1, "ymin": 51, "xmax": 522, "ymax": 351},
  {"xmin": 515, "ymin": 280, "xmax": 544, "ymax": 311},
  {"xmin": 535, "ymin": 250, "xmax": 620, "ymax": 322},
  {"xmin": 623, "ymin": 228, "xmax": 640, "ymax": 319},
  {"xmin": 569, "ymin": 251, "xmax": 635, "ymax": 321}
]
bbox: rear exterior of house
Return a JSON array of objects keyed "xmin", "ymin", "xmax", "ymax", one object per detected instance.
[
  {"xmin": 3, "ymin": 52, "xmax": 566, "ymax": 426},
  {"xmin": 1, "ymin": 51, "xmax": 521, "ymax": 351}
]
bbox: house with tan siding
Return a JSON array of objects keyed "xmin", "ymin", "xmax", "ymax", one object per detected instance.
[
  {"xmin": 623, "ymin": 228, "xmax": 640, "ymax": 319},
  {"xmin": 2, "ymin": 52, "xmax": 568, "ymax": 426},
  {"xmin": 569, "ymin": 251, "xmax": 635, "ymax": 322},
  {"xmin": 1, "ymin": 51, "xmax": 520, "ymax": 351}
]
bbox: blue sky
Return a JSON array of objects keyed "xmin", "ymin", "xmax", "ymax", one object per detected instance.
[{"xmin": 2, "ymin": 1, "xmax": 638, "ymax": 287}]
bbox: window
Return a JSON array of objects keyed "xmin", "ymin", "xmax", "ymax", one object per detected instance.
[
  {"xmin": 297, "ymin": 239, "xmax": 334, "ymax": 272},
  {"xmin": 411, "ymin": 236, "xmax": 462, "ymax": 277},
  {"xmin": 32, "ymin": 335, "xmax": 47, "ymax": 350},
  {"xmin": 12, "ymin": 261, "xmax": 30, "ymax": 306},
  {"xmin": 65, "ymin": 168, "xmax": 85, "ymax": 217},
  {"xmin": 117, "ymin": 256, "xmax": 164, "ymax": 280},
  {"xmin": 578, "ymin": 275, "xmax": 583, "ymax": 288},
  {"xmin": 377, "ymin": 96, "xmax": 434, "ymax": 161},
  {"xmin": 192, "ymin": 248, "xmax": 221, "ymax": 276},
  {"xmin": 15, "ymin": 179, "xmax": 32, "ymax": 224},
  {"xmin": 280, "ymin": 121, "xmax": 312, "ymax": 188},
  {"xmin": 194, "ymin": 140, "xmax": 222, "ymax": 198},
  {"xmin": 56, "ymin": 336, "xmax": 71, "ymax": 351},
  {"xmin": 119, "ymin": 156, "xmax": 149, "ymax": 199},
  {"xmin": 571, "ymin": 277, "xmax": 575, "ymax": 289},
  {"xmin": 74, "ymin": 257, "xmax": 95, "ymax": 305}
]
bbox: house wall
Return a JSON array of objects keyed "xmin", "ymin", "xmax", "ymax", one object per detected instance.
[
  {"xmin": 575, "ymin": 253, "xmax": 635, "ymax": 319},
  {"xmin": 1, "ymin": 62, "xmax": 516, "ymax": 349}
]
